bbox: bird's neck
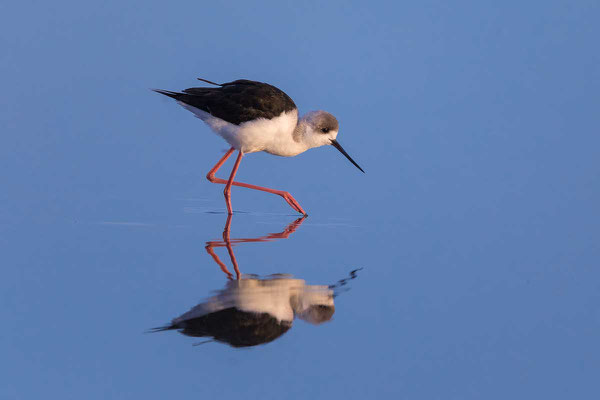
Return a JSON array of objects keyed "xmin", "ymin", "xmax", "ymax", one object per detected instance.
[
  {"xmin": 292, "ymin": 120, "xmax": 309, "ymax": 145},
  {"xmin": 293, "ymin": 115, "xmax": 326, "ymax": 151}
]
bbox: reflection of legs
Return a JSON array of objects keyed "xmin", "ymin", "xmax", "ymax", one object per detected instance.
[
  {"xmin": 229, "ymin": 216, "xmax": 307, "ymax": 244},
  {"xmin": 221, "ymin": 215, "xmax": 241, "ymax": 279},
  {"xmin": 205, "ymin": 215, "xmax": 241, "ymax": 280},
  {"xmin": 205, "ymin": 245, "xmax": 235, "ymax": 280},
  {"xmin": 268, "ymin": 216, "xmax": 306, "ymax": 239},
  {"xmin": 205, "ymin": 215, "xmax": 307, "ymax": 280},
  {"xmin": 206, "ymin": 147, "xmax": 307, "ymax": 215}
]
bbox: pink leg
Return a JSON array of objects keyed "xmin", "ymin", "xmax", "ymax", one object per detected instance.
[
  {"xmin": 206, "ymin": 147, "xmax": 307, "ymax": 215},
  {"xmin": 223, "ymin": 151, "xmax": 243, "ymax": 215},
  {"xmin": 207, "ymin": 148, "xmax": 236, "ymax": 179}
]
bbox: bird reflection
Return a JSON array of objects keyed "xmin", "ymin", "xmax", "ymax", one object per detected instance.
[{"xmin": 151, "ymin": 216, "xmax": 360, "ymax": 348}]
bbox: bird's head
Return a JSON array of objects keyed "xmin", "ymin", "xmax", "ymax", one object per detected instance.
[
  {"xmin": 300, "ymin": 111, "xmax": 364, "ymax": 173},
  {"xmin": 301, "ymin": 110, "xmax": 340, "ymax": 146}
]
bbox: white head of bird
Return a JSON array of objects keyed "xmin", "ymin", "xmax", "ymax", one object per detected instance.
[
  {"xmin": 294, "ymin": 110, "xmax": 364, "ymax": 173},
  {"xmin": 297, "ymin": 110, "xmax": 339, "ymax": 148}
]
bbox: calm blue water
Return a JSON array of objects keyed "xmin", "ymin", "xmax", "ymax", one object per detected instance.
[{"xmin": 2, "ymin": 1, "xmax": 599, "ymax": 399}]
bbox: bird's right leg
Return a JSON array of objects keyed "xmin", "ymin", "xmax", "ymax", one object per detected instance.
[{"xmin": 206, "ymin": 148, "xmax": 306, "ymax": 215}]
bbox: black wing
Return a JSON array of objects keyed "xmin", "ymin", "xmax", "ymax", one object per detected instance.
[{"xmin": 153, "ymin": 79, "xmax": 297, "ymax": 125}]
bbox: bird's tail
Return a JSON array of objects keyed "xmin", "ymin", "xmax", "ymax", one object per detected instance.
[
  {"xmin": 152, "ymin": 89, "xmax": 181, "ymax": 99},
  {"xmin": 146, "ymin": 324, "xmax": 176, "ymax": 333}
]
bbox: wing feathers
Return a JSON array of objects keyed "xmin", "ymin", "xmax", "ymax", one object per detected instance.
[{"xmin": 153, "ymin": 79, "xmax": 296, "ymax": 125}]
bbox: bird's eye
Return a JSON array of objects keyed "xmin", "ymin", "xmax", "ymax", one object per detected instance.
[{"xmin": 321, "ymin": 127, "xmax": 329, "ymax": 133}]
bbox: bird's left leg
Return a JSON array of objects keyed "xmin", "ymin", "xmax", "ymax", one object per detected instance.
[{"xmin": 223, "ymin": 151, "xmax": 243, "ymax": 215}]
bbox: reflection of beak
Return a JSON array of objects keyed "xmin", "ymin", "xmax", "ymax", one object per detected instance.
[{"xmin": 330, "ymin": 139, "xmax": 365, "ymax": 173}]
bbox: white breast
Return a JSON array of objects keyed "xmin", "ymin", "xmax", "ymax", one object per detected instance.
[{"xmin": 177, "ymin": 102, "xmax": 307, "ymax": 157}]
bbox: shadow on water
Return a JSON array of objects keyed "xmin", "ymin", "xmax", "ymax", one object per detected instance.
[{"xmin": 150, "ymin": 215, "xmax": 361, "ymax": 348}]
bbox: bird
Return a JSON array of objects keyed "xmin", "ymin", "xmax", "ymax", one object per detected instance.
[{"xmin": 153, "ymin": 78, "xmax": 364, "ymax": 215}]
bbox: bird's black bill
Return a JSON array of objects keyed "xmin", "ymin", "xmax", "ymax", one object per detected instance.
[{"xmin": 331, "ymin": 139, "xmax": 365, "ymax": 173}]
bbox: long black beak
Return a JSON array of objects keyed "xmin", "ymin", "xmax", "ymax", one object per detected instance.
[{"xmin": 331, "ymin": 139, "xmax": 365, "ymax": 173}]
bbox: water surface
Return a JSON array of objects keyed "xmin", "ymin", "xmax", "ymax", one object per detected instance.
[{"xmin": 2, "ymin": 1, "xmax": 600, "ymax": 398}]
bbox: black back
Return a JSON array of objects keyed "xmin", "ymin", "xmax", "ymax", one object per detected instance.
[{"xmin": 154, "ymin": 79, "xmax": 297, "ymax": 125}]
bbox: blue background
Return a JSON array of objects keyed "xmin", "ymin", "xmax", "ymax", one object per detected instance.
[{"xmin": 2, "ymin": 1, "xmax": 599, "ymax": 398}]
